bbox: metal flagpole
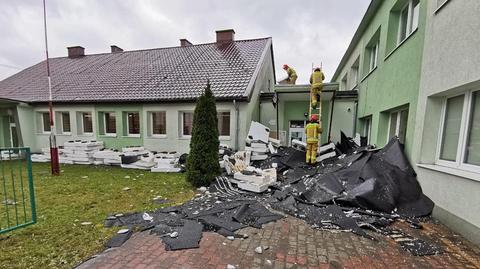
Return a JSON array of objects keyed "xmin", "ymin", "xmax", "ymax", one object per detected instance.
[{"xmin": 43, "ymin": 0, "xmax": 60, "ymax": 175}]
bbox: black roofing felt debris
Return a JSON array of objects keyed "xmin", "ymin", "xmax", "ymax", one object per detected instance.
[
  {"xmin": 105, "ymin": 230, "xmax": 133, "ymax": 248},
  {"xmin": 162, "ymin": 221, "xmax": 204, "ymax": 251},
  {"xmin": 102, "ymin": 136, "xmax": 440, "ymax": 256}
]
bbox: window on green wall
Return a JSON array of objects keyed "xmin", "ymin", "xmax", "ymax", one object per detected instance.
[
  {"xmin": 386, "ymin": 0, "xmax": 419, "ymax": 54},
  {"xmin": 398, "ymin": 0, "xmax": 419, "ymax": 44},
  {"xmin": 81, "ymin": 112, "xmax": 93, "ymax": 134},
  {"xmin": 126, "ymin": 112, "xmax": 140, "ymax": 136},
  {"xmin": 350, "ymin": 57, "xmax": 360, "ymax": 89},
  {"xmin": 438, "ymin": 90, "xmax": 480, "ymax": 171},
  {"xmin": 361, "ymin": 116, "xmax": 372, "ymax": 145},
  {"xmin": 363, "ymin": 28, "xmax": 381, "ymax": 77},
  {"xmin": 103, "ymin": 112, "xmax": 116, "ymax": 135},
  {"xmin": 388, "ymin": 108, "xmax": 408, "ymax": 144}
]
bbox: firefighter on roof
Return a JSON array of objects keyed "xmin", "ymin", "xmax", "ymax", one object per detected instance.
[{"xmin": 282, "ymin": 64, "xmax": 298, "ymax": 85}]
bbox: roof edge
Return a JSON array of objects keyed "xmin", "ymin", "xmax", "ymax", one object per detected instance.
[
  {"xmin": 43, "ymin": 37, "xmax": 273, "ymax": 60},
  {"xmin": 243, "ymin": 38, "xmax": 273, "ymax": 101},
  {"xmin": 331, "ymin": 0, "xmax": 382, "ymax": 81}
]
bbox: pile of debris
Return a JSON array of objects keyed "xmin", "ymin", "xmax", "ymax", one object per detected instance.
[
  {"xmin": 103, "ymin": 123, "xmax": 440, "ymax": 257},
  {"xmin": 63, "ymin": 141, "xmax": 104, "ymax": 164},
  {"xmin": 31, "ymin": 141, "xmax": 183, "ymax": 172}
]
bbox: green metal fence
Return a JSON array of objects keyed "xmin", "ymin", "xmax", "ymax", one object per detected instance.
[{"xmin": 0, "ymin": 147, "xmax": 36, "ymax": 234}]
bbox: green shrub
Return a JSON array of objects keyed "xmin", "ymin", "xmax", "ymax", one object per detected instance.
[{"xmin": 186, "ymin": 81, "xmax": 220, "ymax": 187}]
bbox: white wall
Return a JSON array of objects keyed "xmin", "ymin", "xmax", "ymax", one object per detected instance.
[
  {"xmin": 412, "ymin": 0, "xmax": 480, "ymax": 244},
  {"xmin": 30, "ymin": 104, "xmax": 97, "ymax": 152},
  {"xmin": 143, "ymin": 102, "xmax": 237, "ymax": 153}
]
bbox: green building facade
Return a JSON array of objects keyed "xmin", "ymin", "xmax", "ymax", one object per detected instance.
[{"xmin": 332, "ymin": 0, "xmax": 426, "ymax": 157}]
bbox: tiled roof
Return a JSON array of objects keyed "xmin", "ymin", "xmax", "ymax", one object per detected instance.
[{"xmin": 0, "ymin": 38, "xmax": 271, "ymax": 103}]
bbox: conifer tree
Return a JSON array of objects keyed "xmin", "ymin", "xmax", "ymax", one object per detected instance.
[{"xmin": 186, "ymin": 81, "xmax": 220, "ymax": 187}]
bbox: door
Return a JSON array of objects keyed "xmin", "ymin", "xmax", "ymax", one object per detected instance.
[
  {"xmin": 10, "ymin": 123, "xmax": 18, "ymax": 147},
  {"xmin": 289, "ymin": 120, "xmax": 306, "ymax": 146}
]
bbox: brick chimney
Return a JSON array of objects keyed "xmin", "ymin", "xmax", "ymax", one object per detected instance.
[
  {"xmin": 216, "ymin": 29, "xmax": 235, "ymax": 43},
  {"xmin": 67, "ymin": 46, "xmax": 85, "ymax": 58},
  {"xmin": 180, "ymin": 39, "xmax": 193, "ymax": 47},
  {"xmin": 110, "ymin": 45, "xmax": 124, "ymax": 53}
]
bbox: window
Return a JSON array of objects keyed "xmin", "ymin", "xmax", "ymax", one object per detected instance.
[
  {"xmin": 350, "ymin": 57, "xmax": 360, "ymax": 88},
  {"xmin": 126, "ymin": 112, "xmax": 140, "ymax": 136},
  {"xmin": 398, "ymin": 0, "xmax": 420, "ymax": 44},
  {"xmin": 363, "ymin": 28, "xmax": 381, "ymax": 76},
  {"xmin": 362, "ymin": 116, "xmax": 372, "ymax": 145},
  {"xmin": 41, "ymin": 112, "xmax": 51, "ymax": 133},
  {"xmin": 388, "ymin": 108, "xmax": 408, "ymax": 144},
  {"xmin": 438, "ymin": 90, "xmax": 480, "ymax": 170},
  {"xmin": 82, "ymin": 112, "xmax": 93, "ymax": 134},
  {"xmin": 218, "ymin": 112, "xmax": 231, "ymax": 136},
  {"xmin": 182, "ymin": 112, "xmax": 193, "ymax": 136},
  {"xmin": 465, "ymin": 91, "xmax": 480, "ymax": 165},
  {"xmin": 104, "ymin": 112, "xmax": 116, "ymax": 135},
  {"xmin": 340, "ymin": 74, "xmax": 348, "ymax": 91},
  {"xmin": 60, "ymin": 112, "xmax": 71, "ymax": 133},
  {"xmin": 440, "ymin": 95, "xmax": 464, "ymax": 161},
  {"xmin": 151, "ymin": 111, "xmax": 166, "ymax": 135},
  {"xmin": 369, "ymin": 41, "xmax": 379, "ymax": 72}
]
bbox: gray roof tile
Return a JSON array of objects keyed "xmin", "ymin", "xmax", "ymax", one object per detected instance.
[{"xmin": 0, "ymin": 38, "xmax": 271, "ymax": 103}]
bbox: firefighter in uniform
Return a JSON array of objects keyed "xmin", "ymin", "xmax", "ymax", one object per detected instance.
[
  {"xmin": 309, "ymin": 67, "xmax": 325, "ymax": 109},
  {"xmin": 305, "ymin": 114, "xmax": 321, "ymax": 164},
  {"xmin": 283, "ymin": 64, "xmax": 298, "ymax": 85}
]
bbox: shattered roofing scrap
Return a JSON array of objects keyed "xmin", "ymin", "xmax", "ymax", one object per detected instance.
[
  {"xmin": 103, "ymin": 133, "xmax": 441, "ymax": 256},
  {"xmin": 0, "ymin": 38, "xmax": 272, "ymax": 103}
]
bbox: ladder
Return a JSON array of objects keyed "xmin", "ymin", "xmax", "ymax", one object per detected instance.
[{"xmin": 308, "ymin": 88, "xmax": 322, "ymax": 131}]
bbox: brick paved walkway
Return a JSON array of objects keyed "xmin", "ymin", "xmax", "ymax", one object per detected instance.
[{"xmin": 77, "ymin": 216, "xmax": 480, "ymax": 269}]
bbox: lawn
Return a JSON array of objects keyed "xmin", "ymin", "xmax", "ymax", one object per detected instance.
[{"xmin": 0, "ymin": 163, "xmax": 195, "ymax": 269}]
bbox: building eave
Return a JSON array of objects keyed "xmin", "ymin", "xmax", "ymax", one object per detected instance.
[{"xmin": 331, "ymin": 0, "xmax": 383, "ymax": 82}]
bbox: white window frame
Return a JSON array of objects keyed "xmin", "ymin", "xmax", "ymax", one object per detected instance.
[
  {"xmin": 369, "ymin": 40, "xmax": 379, "ymax": 72},
  {"xmin": 388, "ymin": 108, "xmax": 408, "ymax": 143},
  {"xmin": 149, "ymin": 111, "xmax": 167, "ymax": 138},
  {"xmin": 362, "ymin": 116, "xmax": 372, "ymax": 145},
  {"xmin": 217, "ymin": 111, "xmax": 231, "ymax": 140},
  {"xmin": 59, "ymin": 112, "xmax": 71, "ymax": 135},
  {"xmin": 103, "ymin": 112, "xmax": 117, "ymax": 137},
  {"xmin": 351, "ymin": 66, "xmax": 359, "ymax": 90},
  {"xmin": 180, "ymin": 111, "xmax": 194, "ymax": 138},
  {"xmin": 436, "ymin": 90, "xmax": 480, "ymax": 173},
  {"xmin": 340, "ymin": 74, "xmax": 348, "ymax": 91},
  {"xmin": 397, "ymin": 0, "xmax": 419, "ymax": 45},
  {"xmin": 126, "ymin": 112, "xmax": 141, "ymax": 137},
  {"xmin": 80, "ymin": 112, "xmax": 93, "ymax": 135},
  {"xmin": 41, "ymin": 112, "xmax": 51, "ymax": 134}
]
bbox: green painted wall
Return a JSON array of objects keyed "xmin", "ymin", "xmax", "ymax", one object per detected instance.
[
  {"xmin": 0, "ymin": 114, "xmax": 10, "ymax": 147},
  {"xmin": 333, "ymin": 0, "xmax": 427, "ymax": 157},
  {"xmin": 95, "ymin": 104, "xmax": 144, "ymax": 149},
  {"xmin": 282, "ymin": 100, "xmax": 330, "ymax": 144}
]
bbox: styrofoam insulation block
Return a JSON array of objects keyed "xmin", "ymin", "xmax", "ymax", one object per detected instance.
[
  {"xmin": 317, "ymin": 151, "xmax": 337, "ymax": 162},
  {"xmin": 247, "ymin": 121, "xmax": 270, "ymax": 143}
]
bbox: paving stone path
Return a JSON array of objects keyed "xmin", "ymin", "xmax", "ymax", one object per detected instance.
[{"xmin": 77, "ymin": 216, "xmax": 480, "ymax": 269}]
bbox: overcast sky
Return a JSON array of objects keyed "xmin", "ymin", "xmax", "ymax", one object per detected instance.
[{"xmin": 0, "ymin": 0, "xmax": 370, "ymax": 83}]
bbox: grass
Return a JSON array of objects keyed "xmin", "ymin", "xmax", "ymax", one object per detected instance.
[{"xmin": 0, "ymin": 162, "xmax": 195, "ymax": 269}]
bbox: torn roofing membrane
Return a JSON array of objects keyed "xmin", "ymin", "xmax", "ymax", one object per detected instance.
[{"xmin": 103, "ymin": 136, "xmax": 438, "ymax": 256}]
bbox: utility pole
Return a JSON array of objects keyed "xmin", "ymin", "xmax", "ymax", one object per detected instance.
[{"xmin": 43, "ymin": 0, "xmax": 60, "ymax": 175}]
